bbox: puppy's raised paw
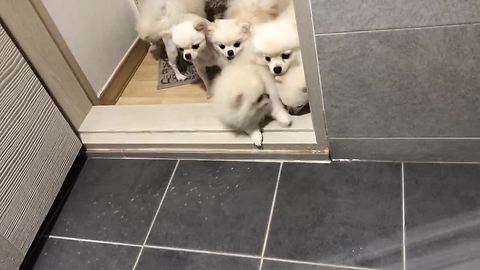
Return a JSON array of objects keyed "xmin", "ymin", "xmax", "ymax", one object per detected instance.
[
  {"xmin": 275, "ymin": 112, "xmax": 293, "ymax": 127},
  {"xmin": 175, "ymin": 73, "xmax": 188, "ymax": 81},
  {"xmin": 249, "ymin": 130, "xmax": 263, "ymax": 148}
]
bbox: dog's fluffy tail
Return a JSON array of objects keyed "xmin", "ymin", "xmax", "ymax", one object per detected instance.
[
  {"xmin": 136, "ymin": 0, "xmax": 206, "ymax": 42},
  {"xmin": 226, "ymin": 0, "xmax": 291, "ymax": 23}
]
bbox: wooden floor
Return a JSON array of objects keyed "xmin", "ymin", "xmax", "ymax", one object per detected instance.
[{"xmin": 117, "ymin": 53, "xmax": 208, "ymax": 105}]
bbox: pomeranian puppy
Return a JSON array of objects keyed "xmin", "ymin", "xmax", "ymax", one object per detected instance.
[
  {"xmin": 136, "ymin": 0, "xmax": 206, "ymax": 81},
  {"xmin": 164, "ymin": 15, "xmax": 218, "ymax": 95},
  {"xmin": 251, "ymin": 18, "xmax": 301, "ymax": 76},
  {"xmin": 251, "ymin": 1, "xmax": 308, "ymax": 114},
  {"xmin": 211, "ymin": 61, "xmax": 292, "ymax": 147},
  {"xmin": 207, "ymin": 19, "xmax": 251, "ymax": 63},
  {"xmin": 226, "ymin": 0, "xmax": 291, "ymax": 25},
  {"xmin": 275, "ymin": 63, "xmax": 309, "ymax": 114}
]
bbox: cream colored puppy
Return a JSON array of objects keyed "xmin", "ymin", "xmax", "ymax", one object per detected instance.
[
  {"xmin": 136, "ymin": 0, "xmax": 207, "ymax": 81},
  {"xmin": 211, "ymin": 61, "xmax": 292, "ymax": 147}
]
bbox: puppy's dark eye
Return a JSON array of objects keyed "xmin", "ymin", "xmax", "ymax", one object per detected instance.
[
  {"xmin": 219, "ymin": 44, "xmax": 225, "ymax": 49},
  {"xmin": 282, "ymin": 53, "xmax": 291, "ymax": 60},
  {"xmin": 265, "ymin": 56, "xmax": 271, "ymax": 62},
  {"xmin": 234, "ymin": 42, "xmax": 241, "ymax": 48},
  {"xmin": 192, "ymin": 44, "xmax": 200, "ymax": 49},
  {"xmin": 179, "ymin": 48, "xmax": 184, "ymax": 52}
]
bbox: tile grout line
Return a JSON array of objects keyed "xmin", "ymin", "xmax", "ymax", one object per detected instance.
[
  {"xmin": 47, "ymin": 235, "xmax": 142, "ymax": 248},
  {"xmin": 143, "ymin": 245, "xmax": 260, "ymax": 259},
  {"xmin": 401, "ymin": 162, "xmax": 407, "ymax": 270},
  {"xmin": 46, "ymin": 235, "xmax": 379, "ymax": 270},
  {"xmin": 315, "ymin": 21, "xmax": 480, "ymax": 36},
  {"xmin": 258, "ymin": 162, "xmax": 284, "ymax": 270},
  {"xmin": 131, "ymin": 160, "xmax": 181, "ymax": 270},
  {"xmin": 264, "ymin": 257, "xmax": 382, "ymax": 270}
]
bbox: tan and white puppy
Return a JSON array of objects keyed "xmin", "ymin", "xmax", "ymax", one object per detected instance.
[
  {"xmin": 136, "ymin": 0, "xmax": 207, "ymax": 81},
  {"xmin": 164, "ymin": 16, "xmax": 219, "ymax": 95}
]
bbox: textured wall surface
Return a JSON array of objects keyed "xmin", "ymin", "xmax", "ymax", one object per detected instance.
[
  {"xmin": 310, "ymin": 0, "xmax": 480, "ymax": 161},
  {"xmin": 0, "ymin": 24, "xmax": 81, "ymax": 263}
]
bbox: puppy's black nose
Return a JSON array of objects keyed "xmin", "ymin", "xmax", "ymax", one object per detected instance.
[
  {"xmin": 228, "ymin": 50, "xmax": 234, "ymax": 56},
  {"xmin": 185, "ymin": 53, "xmax": 191, "ymax": 60},
  {"xmin": 273, "ymin": 66, "xmax": 282, "ymax": 74}
]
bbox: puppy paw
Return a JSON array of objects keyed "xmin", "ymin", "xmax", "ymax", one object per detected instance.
[
  {"xmin": 175, "ymin": 73, "xmax": 187, "ymax": 81},
  {"xmin": 250, "ymin": 130, "xmax": 263, "ymax": 148},
  {"xmin": 276, "ymin": 112, "xmax": 293, "ymax": 127}
]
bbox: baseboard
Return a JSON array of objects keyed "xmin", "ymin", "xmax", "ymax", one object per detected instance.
[
  {"xmin": 100, "ymin": 39, "xmax": 149, "ymax": 105},
  {"xmin": 86, "ymin": 148, "xmax": 330, "ymax": 161}
]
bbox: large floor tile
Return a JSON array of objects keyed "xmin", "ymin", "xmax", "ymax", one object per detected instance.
[
  {"xmin": 50, "ymin": 159, "xmax": 176, "ymax": 243},
  {"xmin": 31, "ymin": 238, "xmax": 139, "ymax": 270},
  {"xmin": 262, "ymin": 260, "xmax": 348, "ymax": 270},
  {"xmin": 311, "ymin": 0, "xmax": 480, "ymax": 33},
  {"xmin": 405, "ymin": 163, "xmax": 480, "ymax": 270},
  {"xmin": 266, "ymin": 162, "xmax": 403, "ymax": 269},
  {"xmin": 136, "ymin": 248, "xmax": 259, "ymax": 270},
  {"xmin": 330, "ymin": 138, "xmax": 480, "ymax": 162},
  {"xmin": 147, "ymin": 160, "xmax": 279, "ymax": 255},
  {"xmin": 317, "ymin": 24, "xmax": 480, "ymax": 138}
]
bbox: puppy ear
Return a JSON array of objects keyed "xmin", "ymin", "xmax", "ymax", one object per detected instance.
[
  {"xmin": 194, "ymin": 19, "xmax": 210, "ymax": 32},
  {"xmin": 231, "ymin": 93, "xmax": 243, "ymax": 108},
  {"xmin": 161, "ymin": 30, "xmax": 172, "ymax": 39},
  {"xmin": 239, "ymin": 22, "xmax": 251, "ymax": 34}
]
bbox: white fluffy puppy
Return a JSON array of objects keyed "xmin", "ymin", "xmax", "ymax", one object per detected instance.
[
  {"xmin": 252, "ymin": 18, "xmax": 301, "ymax": 76},
  {"xmin": 226, "ymin": 0, "xmax": 291, "ymax": 25},
  {"xmin": 211, "ymin": 61, "xmax": 292, "ymax": 147},
  {"xmin": 276, "ymin": 64, "xmax": 309, "ymax": 114},
  {"xmin": 136, "ymin": 0, "xmax": 206, "ymax": 81},
  {"xmin": 207, "ymin": 19, "xmax": 251, "ymax": 63},
  {"xmin": 164, "ymin": 16, "xmax": 218, "ymax": 95}
]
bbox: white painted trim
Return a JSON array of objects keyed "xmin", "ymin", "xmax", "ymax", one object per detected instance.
[
  {"xmin": 99, "ymin": 37, "xmax": 141, "ymax": 97},
  {"xmin": 79, "ymin": 104, "xmax": 326, "ymax": 152}
]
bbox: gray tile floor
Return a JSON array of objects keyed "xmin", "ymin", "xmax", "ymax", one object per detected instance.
[{"xmin": 25, "ymin": 159, "xmax": 480, "ymax": 270}]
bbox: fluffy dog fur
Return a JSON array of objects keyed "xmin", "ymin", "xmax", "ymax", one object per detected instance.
[
  {"xmin": 207, "ymin": 19, "xmax": 251, "ymax": 63},
  {"xmin": 136, "ymin": 0, "xmax": 206, "ymax": 81},
  {"xmin": 165, "ymin": 16, "xmax": 219, "ymax": 95},
  {"xmin": 251, "ymin": 2, "xmax": 309, "ymax": 115},
  {"xmin": 275, "ymin": 63, "xmax": 309, "ymax": 114},
  {"xmin": 211, "ymin": 61, "xmax": 292, "ymax": 147},
  {"xmin": 226, "ymin": 0, "xmax": 291, "ymax": 25},
  {"xmin": 252, "ymin": 18, "xmax": 301, "ymax": 76}
]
